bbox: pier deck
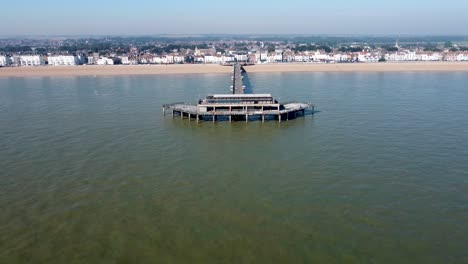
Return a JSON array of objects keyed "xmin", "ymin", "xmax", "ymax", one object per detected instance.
[{"xmin": 162, "ymin": 102, "xmax": 314, "ymax": 123}]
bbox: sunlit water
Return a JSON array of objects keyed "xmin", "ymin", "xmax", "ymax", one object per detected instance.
[{"xmin": 1, "ymin": 72, "xmax": 468, "ymax": 263}]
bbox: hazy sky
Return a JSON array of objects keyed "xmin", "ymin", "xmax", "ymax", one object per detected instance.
[{"xmin": 2, "ymin": 0, "xmax": 468, "ymax": 36}]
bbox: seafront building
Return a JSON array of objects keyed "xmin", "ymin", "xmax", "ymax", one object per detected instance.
[
  {"xmin": 19, "ymin": 55, "xmax": 45, "ymax": 66},
  {"xmin": 96, "ymin": 57, "xmax": 114, "ymax": 65},
  {"xmin": 456, "ymin": 53, "xmax": 468, "ymax": 61},
  {"xmin": 0, "ymin": 55, "xmax": 11, "ymax": 66},
  {"xmin": 48, "ymin": 55, "xmax": 79, "ymax": 66}
]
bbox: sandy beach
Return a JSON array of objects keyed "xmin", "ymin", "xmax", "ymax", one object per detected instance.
[{"xmin": 1, "ymin": 62, "xmax": 468, "ymax": 77}]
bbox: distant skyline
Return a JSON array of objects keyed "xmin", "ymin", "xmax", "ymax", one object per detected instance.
[{"xmin": 2, "ymin": 0, "xmax": 468, "ymax": 36}]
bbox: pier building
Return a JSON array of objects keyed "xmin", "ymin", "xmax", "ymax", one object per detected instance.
[{"xmin": 163, "ymin": 63, "xmax": 314, "ymax": 123}]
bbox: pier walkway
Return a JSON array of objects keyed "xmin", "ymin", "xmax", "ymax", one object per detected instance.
[{"xmin": 232, "ymin": 63, "xmax": 245, "ymax": 94}]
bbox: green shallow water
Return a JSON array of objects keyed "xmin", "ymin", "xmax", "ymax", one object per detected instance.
[{"xmin": 1, "ymin": 72, "xmax": 468, "ymax": 263}]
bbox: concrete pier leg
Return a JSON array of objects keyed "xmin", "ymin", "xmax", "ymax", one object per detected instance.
[
  {"xmin": 245, "ymin": 114, "xmax": 248, "ymax": 123},
  {"xmin": 262, "ymin": 115, "xmax": 265, "ymax": 122},
  {"xmin": 286, "ymin": 113, "xmax": 289, "ymax": 121},
  {"xmin": 172, "ymin": 110, "xmax": 174, "ymax": 118},
  {"xmin": 188, "ymin": 113, "xmax": 191, "ymax": 121},
  {"xmin": 279, "ymin": 114, "xmax": 282, "ymax": 123},
  {"xmin": 181, "ymin": 112, "xmax": 183, "ymax": 119},
  {"xmin": 229, "ymin": 115, "xmax": 232, "ymax": 123},
  {"xmin": 196, "ymin": 115, "xmax": 199, "ymax": 123},
  {"xmin": 212, "ymin": 115, "xmax": 215, "ymax": 123},
  {"xmin": 163, "ymin": 107, "xmax": 165, "ymax": 116}
]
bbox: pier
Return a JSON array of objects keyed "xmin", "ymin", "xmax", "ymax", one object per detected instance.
[
  {"xmin": 231, "ymin": 63, "xmax": 245, "ymax": 94},
  {"xmin": 163, "ymin": 63, "xmax": 315, "ymax": 123}
]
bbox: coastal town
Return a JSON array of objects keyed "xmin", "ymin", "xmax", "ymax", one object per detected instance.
[{"xmin": 1, "ymin": 36, "xmax": 468, "ymax": 67}]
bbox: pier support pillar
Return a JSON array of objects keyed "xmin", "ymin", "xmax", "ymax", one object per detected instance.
[
  {"xmin": 245, "ymin": 114, "xmax": 248, "ymax": 123},
  {"xmin": 212, "ymin": 115, "xmax": 215, "ymax": 123},
  {"xmin": 262, "ymin": 115, "xmax": 265, "ymax": 123},
  {"xmin": 188, "ymin": 113, "xmax": 191, "ymax": 120},
  {"xmin": 278, "ymin": 114, "xmax": 282, "ymax": 123},
  {"xmin": 229, "ymin": 115, "xmax": 232, "ymax": 123},
  {"xmin": 181, "ymin": 112, "xmax": 183, "ymax": 119},
  {"xmin": 163, "ymin": 107, "xmax": 165, "ymax": 116},
  {"xmin": 172, "ymin": 110, "xmax": 174, "ymax": 118},
  {"xmin": 196, "ymin": 115, "xmax": 199, "ymax": 123}
]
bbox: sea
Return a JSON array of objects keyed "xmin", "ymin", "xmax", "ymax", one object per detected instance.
[{"xmin": 1, "ymin": 72, "xmax": 468, "ymax": 263}]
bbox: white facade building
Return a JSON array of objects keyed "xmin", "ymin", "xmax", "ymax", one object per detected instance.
[
  {"xmin": 312, "ymin": 51, "xmax": 331, "ymax": 62},
  {"xmin": 48, "ymin": 55, "xmax": 79, "ymax": 66},
  {"xmin": 173, "ymin": 55, "xmax": 185, "ymax": 64},
  {"xmin": 358, "ymin": 53, "xmax": 380, "ymax": 63},
  {"xmin": 20, "ymin": 55, "xmax": 45, "ymax": 66},
  {"xmin": 96, "ymin": 57, "xmax": 114, "ymax": 65},
  {"xmin": 457, "ymin": 53, "xmax": 468, "ymax": 61},
  {"xmin": 222, "ymin": 56, "xmax": 235, "ymax": 64},
  {"xmin": 152, "ymin": 57, "xmax": 162, "ymax": 64},
  {"xmin": 234, "ymin": 54, "xmax": 248, "ymax": 62},
  {"xmin": 120, "ymin": 56, "xmax": 130, "ymax": 65},
  {"xmin": 194, "ymin": 56, "xmax": 205, "ymax": 63},
  {"xmin": 273, "ymin": 52, "xmax": 283, "ymax": 62},
  {"xmin": 0, "ymin": 55, "xmax": 11, "ymax": 66}
]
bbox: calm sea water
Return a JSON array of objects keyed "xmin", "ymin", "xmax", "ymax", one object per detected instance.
[{"xmin": 1, "ymin": 72, "xmax": 468, "ymax": 263}]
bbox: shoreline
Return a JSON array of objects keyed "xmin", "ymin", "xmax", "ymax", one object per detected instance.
[{"xmin": 1, "ymin": 62, "xmax": 468, "ymax": 77}]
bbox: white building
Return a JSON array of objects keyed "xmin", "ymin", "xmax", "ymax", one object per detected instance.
[
  {"xmin": 273, "ymin": 52, "xmax": 283, "ymax": 62},
  {"xmin": 294, "ymin": 55, "xmax": 305, "ymax": 62},
  {"xmin": 20, "ymin": 55, "xmax": 45, "ymax": 66},
  {"xmin": 96, "ymin": 57, "xmax": 114, "ymax": 65},
  {"xmin": 333, "ymin": 54, "xmax": 350, "ymax": 62},
  {"xmin": 357, "ymin": 53, "xmax": 380, "ymax": 63},
  {"xmin": 194, "ymin": 56, "xmax": 205, "ymax": 63},
  {"xmin": 120, "ymin": 56, "xmax": 130, "ymax": 65},
  {"xmin": 222, "ymin": 56, "xmax": 235, "ymax": 64},
  {"xmin": 152, "ymin": 56, "xmax": 162, "ymax": 64},
  {"xmin": 204, "ymin": 55, "xmax": 216, "ymax": 64},
  {"xmin": 234, "ymin": 54, "xmax": 248, "ymax": 62},
  {"xmin": 48, "ymin": 55, "xmax": 79, "ymax": 66},
  {"xmin": 173, "ymin": 55, "xmax": 185, "ymax": 64},
  {"xmin": 0, "ymin": 55, "xmax": 11, "ymax": 66},
  {"xmin": 417, "ymin": 53, "xmax": 441, "ymax": 61},
  {"xmin": 312, "ymin": 51, "xmax": 331, "ymax": 62},
  {"xmin": 164, "ymin": 55, "xmax": 174, "ymax": 64},
  {"xmin": 457, "ymin": 53, "xmax": 468, "ymax": 61}
]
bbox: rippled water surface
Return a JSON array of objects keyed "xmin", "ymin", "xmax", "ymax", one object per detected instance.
[{"xmin": 1, "ymin": 72, "xmax": 468, "ymax": 263}]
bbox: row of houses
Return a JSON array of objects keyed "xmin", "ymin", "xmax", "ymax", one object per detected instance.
[
  {"xmin": 0, "ymin": 54, "xmax": 120, "ymax": 66},
  {"xmin": 0, "ymin": 55, "xmax": 83, "ymax": 66},
  {"xmin": 2, "ymin": 51, "xmax": 468, "ymax": 67},
  {"xmin": 191, "ymin": 51, "xmax": 468, "ymax": 64}
]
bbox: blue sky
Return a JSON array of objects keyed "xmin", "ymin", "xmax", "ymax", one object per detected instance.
[{"xmin": 2, "ymin": 0, "xmax": 468, "ymax": 35}]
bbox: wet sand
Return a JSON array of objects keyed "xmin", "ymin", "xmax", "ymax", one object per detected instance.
[{"xmin": 1, "ymin": 62, "xmax": 468, "ymax": 77}]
